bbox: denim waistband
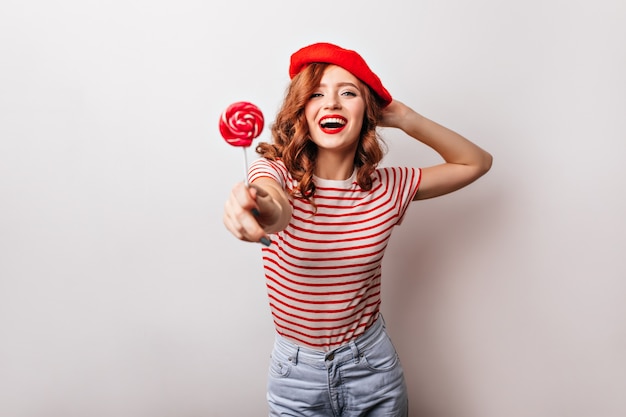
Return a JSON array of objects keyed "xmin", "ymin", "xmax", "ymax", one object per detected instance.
[{"xmin": 273, "ymin": 314, "xmax": 387, "ymax": 367}]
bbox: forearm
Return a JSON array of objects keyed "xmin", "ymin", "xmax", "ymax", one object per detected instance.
[
  {"xmin": 251, "ymin": 178, "xmax": 292, "ymax": 234},
  {"xmin": 381, "ymin": 100, "xmax": 492, "ymax": 200}
]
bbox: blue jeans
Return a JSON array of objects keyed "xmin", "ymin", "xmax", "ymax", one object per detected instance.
[{"xmin": 267, "ymin": 315, "xmax": 408, "ymax": 416}]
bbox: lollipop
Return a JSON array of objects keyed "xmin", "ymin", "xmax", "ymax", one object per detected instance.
[{"xmin": 219, "ymin": 101, "xmax": 264, "ymax": 187}]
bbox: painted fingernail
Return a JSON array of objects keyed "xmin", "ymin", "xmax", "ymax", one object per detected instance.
[
  {"xmin": 251, "ymin": 208, "xmax": 260, "ymax": 217},
  {"xmin": 260, "ymin": 236, "xmax": 271, "ymax": 247}
]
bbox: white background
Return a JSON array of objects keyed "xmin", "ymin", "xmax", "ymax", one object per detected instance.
[{"xmin": 1, "ymin": 1, "xmax": 625, "ymax": 416}]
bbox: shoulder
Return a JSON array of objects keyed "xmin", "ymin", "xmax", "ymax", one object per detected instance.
[
  {"xmin": 374, "ymin": 166, "xmax": 421, "ymax": 201},
  {"xmin": 375, "ymin": 166, "xmax": 421, "ymax": 183},
  {"xmin": 251, "ymin": 157, "xmax": 286, "ymax": 171},
  {"xmin": 250, "ymin": 158, "xmax": 291, "ymax": 188}
]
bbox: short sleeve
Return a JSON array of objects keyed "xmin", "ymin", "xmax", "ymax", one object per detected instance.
[
  {"xmin": 248, "ymin": 158, "xmax": 289, "ymax": 189},
  {"xmin": 395, "ymin": 167, "xmax": 421, "ymax": 225}
]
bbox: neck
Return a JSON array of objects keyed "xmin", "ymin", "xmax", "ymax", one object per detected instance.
[{"xmin": 314, "ymin": 151, "xmax": 355, "ymax": 180}]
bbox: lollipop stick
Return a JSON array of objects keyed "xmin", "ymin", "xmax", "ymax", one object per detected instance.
[{"xmin": 243, "ymin": 147, "xmax": 250, "ymax": 188}]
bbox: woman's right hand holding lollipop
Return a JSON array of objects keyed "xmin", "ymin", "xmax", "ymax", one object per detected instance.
[
  {"xmin": 223, "ymin": 181, "xmax": 273, "ymax": 247},
  {"xmin": 223, "ymin": 176, "xmax": 293, "ymax": 247}
]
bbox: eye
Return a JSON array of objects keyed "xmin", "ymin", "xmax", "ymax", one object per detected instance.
[
  {"xmin": 341, "ymin": 90, "xmax": 357, "ymax": 97},
  {"xmin": 310, "ymin": 92, "xmax": 323, "ymax": 99}
]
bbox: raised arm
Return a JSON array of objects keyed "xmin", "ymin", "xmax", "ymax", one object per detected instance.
[
  {"xmin": 380, "ymin": 100, "xmax": 493, "ymax": 200},
  {"xmin": 223, "ymin": 177, "xmax": 292, "ymax": 246}
]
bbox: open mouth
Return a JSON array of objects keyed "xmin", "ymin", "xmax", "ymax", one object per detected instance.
[{"xmin": 319, "ymin": 116, "xmax": 347, "ymax": 133}]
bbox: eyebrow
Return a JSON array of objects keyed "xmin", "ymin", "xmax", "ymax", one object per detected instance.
[{"xmin": 318, "ymin": 82, "xmax": 361, "ymax": 90}]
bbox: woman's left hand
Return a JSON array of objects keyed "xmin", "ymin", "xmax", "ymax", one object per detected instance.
[{"xmin": 378, "ymin": 99, "xmax": 412, "ymax": 130}]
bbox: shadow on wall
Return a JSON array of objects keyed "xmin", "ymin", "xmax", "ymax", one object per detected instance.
[{"xmin": 381, "ymin": 182, "xmax": 508, "ymax": 417}]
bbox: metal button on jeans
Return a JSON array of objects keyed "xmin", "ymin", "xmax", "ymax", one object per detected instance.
[{"xmin": 326, "ymin": 352, "xmax": 335, "ymax": 361}]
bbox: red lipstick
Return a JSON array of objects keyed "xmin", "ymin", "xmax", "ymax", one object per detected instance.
[{"xmin": 319, "ymin": 115, "xmax": 347, "ymax": 134}]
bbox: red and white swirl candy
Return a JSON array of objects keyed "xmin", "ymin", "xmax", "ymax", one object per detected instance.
[
  {"xmin": 219, "ymin": 101, "xmax": 264, "ymax": 186},
  {"xmin": 219, "ymin": 101, "xmax": 264, "ymax": 147}
]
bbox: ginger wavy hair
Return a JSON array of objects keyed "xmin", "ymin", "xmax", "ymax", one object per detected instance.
[{"xmin": 256, "ymin": 63, "xmax": 387, "ymax": 203}]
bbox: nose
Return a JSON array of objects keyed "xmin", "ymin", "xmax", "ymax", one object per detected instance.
[{"xmin": 323, "ymin": 93, "xmax": 341, "ymax": 109}]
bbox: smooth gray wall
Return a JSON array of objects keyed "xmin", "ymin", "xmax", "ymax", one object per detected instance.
[{"xmin": 1, "ymin": 1, "xmax": 625, "ymax": 416}]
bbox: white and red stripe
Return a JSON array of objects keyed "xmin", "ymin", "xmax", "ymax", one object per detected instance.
[{"xmin": 249, "ymin": 158, "xmax": 421, "ymax": 351}]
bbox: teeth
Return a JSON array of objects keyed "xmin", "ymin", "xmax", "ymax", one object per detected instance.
[{"xmin": 320, "ymin": 117, "xmax": 346, "ymax": 127}]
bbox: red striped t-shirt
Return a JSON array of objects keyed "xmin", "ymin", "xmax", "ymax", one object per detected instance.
[{"xmin": 249, "ymin": 158, "xmax": 421, "ymax": 351}]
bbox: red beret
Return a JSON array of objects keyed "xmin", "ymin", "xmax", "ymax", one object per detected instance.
[{"xmin": 289, "ymin": 42, "xmax": 392, "ymax": 107}]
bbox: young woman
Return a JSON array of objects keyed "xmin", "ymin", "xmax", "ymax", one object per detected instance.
[{"xmin": 223, "ymin": 42, "xmax": 492, "ymax": 417}]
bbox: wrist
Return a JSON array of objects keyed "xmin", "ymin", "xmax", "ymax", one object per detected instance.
[{"xmin": 398, "ymin": 108, "xmax": 424, "ymax": 134}]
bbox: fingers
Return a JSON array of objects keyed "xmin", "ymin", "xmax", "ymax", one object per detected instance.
[
  {"xmin": 223, "ymin": 182, "xmax": 271, "ymax": 246},
  {"xmin": 379, "ymin": 100, "xmax": 410, "ymax": 129}
]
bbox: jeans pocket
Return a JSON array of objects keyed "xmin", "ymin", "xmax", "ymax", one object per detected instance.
[
  {"xmin": 360, "ymin": 334, "xmax": 400, "ymax": 372},
  {"xmin": 269, "ymin": 354, "xmax": 292, "ymax": 378}
]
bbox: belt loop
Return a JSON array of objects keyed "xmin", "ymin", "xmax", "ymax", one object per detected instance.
[
  {"xmin": 349, "ymin": 341, "xmax": 360, "ymax": 364},
  {"xmin": 289, "ymin": 345, "xmax": 299, "ymax": 365}
]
